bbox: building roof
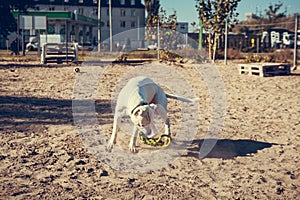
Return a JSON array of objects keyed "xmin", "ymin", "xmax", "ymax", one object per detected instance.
[{"xmin": 35, "ymin": 0, "xmax": 144, "ymax": 8}]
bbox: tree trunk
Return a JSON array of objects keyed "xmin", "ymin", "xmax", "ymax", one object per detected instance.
[
  {"xmin": 208, "ymin": 33, "xmax": 212, "ymax": 60},
  {"xmin": 212, "ymin": 33, "xmax": 219, "ymax": 63}
]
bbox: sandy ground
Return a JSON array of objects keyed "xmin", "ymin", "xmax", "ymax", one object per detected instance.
[{"xmin": 0, "ymin": 60, "xmax": 299, "ymax": 199}]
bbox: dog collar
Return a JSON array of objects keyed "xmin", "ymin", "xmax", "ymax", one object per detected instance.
[{"xmin": 131, "ymin": 102, "xmax": 148, "ymax": 114}]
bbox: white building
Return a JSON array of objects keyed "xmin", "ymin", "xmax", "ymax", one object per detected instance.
[{"xmin": 4, "ymin": 0, "xmax": 145, "ymax": 49}]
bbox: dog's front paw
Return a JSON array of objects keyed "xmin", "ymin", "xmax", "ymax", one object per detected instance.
[
  {"xmin": 128, "ymin": 143, "xmax": 137, "ymax": 153},
  {"xmin": 106, "ymin": 140, "xmax": 114, "ymax": 152}
]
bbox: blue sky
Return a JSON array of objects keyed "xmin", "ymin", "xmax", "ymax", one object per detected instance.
[{"xmin": 160, "ymin": 0, "xmax": 300, "ymax": 25}]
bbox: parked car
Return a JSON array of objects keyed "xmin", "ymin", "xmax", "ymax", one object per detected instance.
[
  {"xmin": 26, "ymin": 35, "xmax": 63, "ymax": 51},
  {"xmin": 77, "ymin": 43, "xmax": 95, "ymax": 51},
  {"xmin": 26, "ymin": 37, "xmax": 39, "ymax": 51},
  {"xmin": 147, "ymin": 43, "xmax": 157, "ymax": 50}
]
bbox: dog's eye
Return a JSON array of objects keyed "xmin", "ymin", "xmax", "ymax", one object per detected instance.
[{"xmin": 134, "ymin": 110, "xmax": 140, "ymax": 116}]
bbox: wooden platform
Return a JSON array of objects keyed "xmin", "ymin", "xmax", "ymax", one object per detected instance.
[
  {"xmin": 238, "ymin": 63, "xmax": 291, "ymax": 77},
  {"xmin": 41, "ymin": 43, "xmax": 78, "ymax": 64}
]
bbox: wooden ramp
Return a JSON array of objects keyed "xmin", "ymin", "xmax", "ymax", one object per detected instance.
[{"xmin": 238, "ymin": 63, "xmax": 290, "ymax": 77}]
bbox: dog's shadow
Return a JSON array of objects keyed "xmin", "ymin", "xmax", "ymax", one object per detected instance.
[{"xmin": 185, "ymin": 139, "xmax": 274, "ymax": 159}]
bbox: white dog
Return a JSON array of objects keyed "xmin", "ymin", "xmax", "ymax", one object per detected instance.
[{"xmin": 107, "ymin": 76, "xmax": 197, "ymax": 152}]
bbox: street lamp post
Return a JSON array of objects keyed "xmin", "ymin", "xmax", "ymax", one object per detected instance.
[
  {"xmin": 198, "ymin": 0, "xmax": 203, "ymax": 49},
  {"xmin": 109, "ymin": 0, "xmax": 113, "ymax": 52},
  {"xmin": 157, "ymin": 16, "xmax": 160, "ymax": 60},
  {"xmin": 224, "ymin": 16, "xmax": 228, "ymax": 65},
  {"xmin": 97, "ymin": 0, "xmax": 101, "ymax": 52},
  {"xmin": 293, "ymin": 15, "xmax": 298, "ymax": 70}
]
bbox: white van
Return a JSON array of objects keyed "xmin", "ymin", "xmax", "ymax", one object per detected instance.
[{"xmin": 26, "ymin": 34, "xmax": 62, "ymax": 50}]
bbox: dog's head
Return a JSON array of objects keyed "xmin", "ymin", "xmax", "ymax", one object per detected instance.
[{"xmin": 130, "ymin": 104, "xmax": 157, "ymax": 135}]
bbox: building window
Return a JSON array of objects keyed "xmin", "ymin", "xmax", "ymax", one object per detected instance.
[
  {"xmin": 120, "ymin": 0, "xmax": 125, "ymax": 5},
  {"xmin": 49, "ymin": 7, "xmax": 55, "ymax": 11},
  {"xmin": 120, "ymin": 21, "xmax": 126, "ymax": 28},
  {"xmin": 131, "ymin": 21, "xmax": 136, "ymax": 28},
  {"xmin": 131, "ymin": 9, "xmax": 136, "ymax": 17},
  {"xmin": 120, "ymin": 9, "xmax": 126, "ymax": 17},
  {"xmin": 60, "ymin": 25, "xmax": 66, "ymax": 34},
  {"xmin": 79, "ymin": 8, "xmax": 84, "ymax": 14},
  {"xmin": 131, "ymin": 0, "xmax": 135, "ymax": 5},
  {"xmin": 48, "ymin": 25, "xmax": 55, "ymax": 34},
  {"xmin": 92, "ymin": 8, "xmax": 98, "ymax": 15}
]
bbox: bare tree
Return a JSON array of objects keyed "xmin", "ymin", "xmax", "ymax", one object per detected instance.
[
  {"xmin": 145, "ymin": 0, "xmax": 178, "ymax": 49},
  {"xmin": 265, "ymin": 2, "xmax": 286, "ymax": 23},
  {"xmin": 195, "ymin": 0, "xmax": 240, "ymax": 62},
  {"xmin": 145, "ymin": 0, "xmax": 160, "ymax": 41}
]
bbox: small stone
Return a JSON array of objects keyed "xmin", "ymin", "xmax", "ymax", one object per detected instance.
[
  {"xmin": 127, "ymin": 178, "xmax": 136, "ymax": 183},
  {"xmin": 75, "ymin": 160, "xmax": 86, "ymax": 165},
  {"xmin": 260, "ymin": 176, "xmax": 267, "ymax": 183},
  {"xmin": 70, "ymin": 175, "xmax": 78, "ymax": 179},
  {"xmin": 100, "ymin": 170, "xmax": 108, "ymax": 177},
  {"xmin": 290, "ymin": 174, "xmax": 296, "ymax": 180},
  {"xmin": 87, "ymin": 168, "xmax": 94, "ymax": 173},
  {"xmin": 276, "ymin": 187, "xmax": 284, "ymax": 195}
]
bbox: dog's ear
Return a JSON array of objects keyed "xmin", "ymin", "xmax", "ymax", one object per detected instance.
[
  {"xmin": 149, "ymin": 103, "xmax": 157, "ymax": 110},
  {"xmin": 149, "ymin": 103, "xmax": 160, "ymax": 115}
]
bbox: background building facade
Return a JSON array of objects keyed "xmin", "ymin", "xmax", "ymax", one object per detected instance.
[{"xmin": 3, "ymin": 0, "xmax": 145, "ymax": 49}]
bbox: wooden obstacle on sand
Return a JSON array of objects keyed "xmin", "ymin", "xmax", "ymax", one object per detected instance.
[
  {"xmin": 238, "ymin": 63, "xmax": 290, "ymax": 77},
  {"xmin": 41, "ymin": 43, "xmax": 78, "ymax": 64}
]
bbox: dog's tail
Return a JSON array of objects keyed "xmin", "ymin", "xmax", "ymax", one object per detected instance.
[{"xmin": 165, "ymin": 93, "xmax": 199, "ymax": 103}]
